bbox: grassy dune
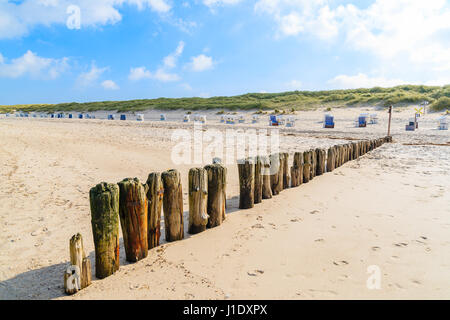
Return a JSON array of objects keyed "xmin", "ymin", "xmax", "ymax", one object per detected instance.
[{"xmin": 1, "ymin": 85, "xmax": 449, "ymax": 114}]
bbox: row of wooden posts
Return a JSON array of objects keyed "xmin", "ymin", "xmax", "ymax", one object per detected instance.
[
  {"xmin": 64, "ymin": 164, "xmax": 227, "ymax": 294},
  {"xmin": 237, "ymin": 136, "xmax": 392, "ymax": 210},
  {"xmin": 64, "ymin": 136, "xmax": 392, "ymax": 294}
]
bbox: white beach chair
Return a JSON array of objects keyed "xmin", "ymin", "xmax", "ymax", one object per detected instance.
[{"xmin": 137, "ymin": 114, "xmax": 144, "ymax": 121}]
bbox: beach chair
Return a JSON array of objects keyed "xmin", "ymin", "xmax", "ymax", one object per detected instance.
[
  {"xmin": 324, "ymin": 114, "xmax": 335, "ymax": 128},
  {"xmin": 438, "ymin": 116, "xmax": 448, "ymax": 130},
  {"xmin": 370, "ymin": 114, "xmax": 378, "ymax": 124},
  {"xmin": 160, "ymin": 114, "xmax": 166, "ymax": 121},
  {"xmin": 137, "ymin": 114, "xmax": 144, "ymax": 121},
  {"xmin": 226, "ymin": 116, "xmax": 235, "ymax": 124},
  {"xmin": 108, "ymin": 114, "xmax": 115, "ymax": 120},
  {"xmin": 286, "ymin": 117, "xmax": 295, "ymax": 127},
  {"xmin": 269, "ymin": 115, "xmax": 279, "ymax": 126},
  {"xmin": 238, "ymin": 115, "xmax": 245, "ymax": 123},
  {"xmin": 252, "ymin": 115, "xmax": 259, "ymax": 124},
  {"xmin": 199, "ymin": 115, "xmax": 206, "ymax": 124},
  {"xmin": 357, "ymin": 115, "xmax": 367, "ymax": 127},
  {"xmin": 78, "ymin": 114, "xmax": 84, "ymax": 119},
  {"xmin": 220, "ymin": 115, "xmax": 225, "ymax": 123},
  {"xmin": 183, "ymin": 115, "xmax": 190, "ymax": 123},
  {"xmin": 120, "ymin": 114, "xmax": 126, "ymax": 121},
  {"xmin": 405, "ymin": 118, "xmax": 416, "ymax": 131},
  {"xmin": 69, "ymin": 114, "xmax": 73, "ymax": 119}
]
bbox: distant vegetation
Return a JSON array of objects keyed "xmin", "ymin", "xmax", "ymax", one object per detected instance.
[{"xmin": 1, "ymin": 84, "xmax": 449, "ymax": 114}]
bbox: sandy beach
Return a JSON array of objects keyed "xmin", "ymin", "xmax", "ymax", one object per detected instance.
[{"xmin": 0, "ymin": 106, "xmax": 449, "ymax": 300}]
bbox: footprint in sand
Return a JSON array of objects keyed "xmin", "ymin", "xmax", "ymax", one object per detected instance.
[
  {"xmin": 247, "ymin": 270, "xmax": 264, "ymax": 276},
  {"xmin": 333, "ymin": 260, "xmax": 349, "ymax": 266},
  {"xmin": 394, "ymin": 242, "xmax": 408, "ymax": 247},
  {"xmin": 371, "ymin": 246, "xmax": 381, "ymax": 251}
]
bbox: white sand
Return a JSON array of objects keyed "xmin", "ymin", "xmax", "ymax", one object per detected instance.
[{"xmin": 0, "ymin": 106, "xmax": 449, "ymax": 299}]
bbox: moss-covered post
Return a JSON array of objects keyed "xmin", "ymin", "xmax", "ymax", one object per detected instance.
[{"xmin": 89, "ymin": 182, "xmax": 120, "ymax": 279}]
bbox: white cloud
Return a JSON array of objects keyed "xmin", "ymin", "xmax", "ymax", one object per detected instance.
[
  {"xmin": 129, "ymin": 42, "xmax": 183, "ymax": 82},
  {"xmin": 327, "ymin": 73, "xmax": 410, "ymax": 89},
  {"xmin": 77, "ymin": 63, "xmax": 108, "ymax": 87},
  {"xmin": 101, "ymin": 79, "xmax": 120, "ymax": 90},
  {"xmin": 187, "ymin": 54, "xmax": 214, "ymax": 72},
  {"xmin": 0, "ymin": 0, "xmax": 172, "ymax": 39},
  {"xmin": 0, "ymin": 50, "xmax": 69, "ymax": 79},
  {"xmin": 255, "ymin": 0, "xmax": 450, "ymax": 80},
  {"xmin": 129, "ymin": 66, "xmax": 152, "ymax": 81},
  {"xmin": 163, "ymin": 41, "xmax": 185, "ymax": 68},
  {"xmin": 203, "ymin": 0, "xmax": 243, "ymax": 7},
  {"xmin": 153, "ymin": 68, "xmax": 180, "ymax": 82}
]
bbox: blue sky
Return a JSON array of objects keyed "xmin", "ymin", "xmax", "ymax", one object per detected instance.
[{"xmin": 1, "ymin": 0, "xmax": 449, "ymax": 105}]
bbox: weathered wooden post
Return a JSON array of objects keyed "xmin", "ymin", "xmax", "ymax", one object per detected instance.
[
  {"xmin": 254, "ymin": 156, "xmax": 263, "ymax": 204},
  {"xmin": 310, "ymin": 150, "xmax": 317, "ymax": 178},
  {"xmin": 64, "ymin": 265, "xmax": 81, "ymax": 295},
  {"xmin": 69, "ymin": 233, "xmax": 91, "ymax": 289},
  {"xmin": 316, "ymin": 148, "xmax": 326, "ymax": 176},
  {"xmin": 90, "ymin": 182, "xmax": 120, "ymax": 279},
  {"xmin": 270, "ymin": 153, "xmax": 282, "ymax": 195},
  {"xmin": 188, "ymin": 168, "xmax": 209, "ymax": 234},
  {"xmin": 65, "ymin": 233, "xmax": 91, "ymax": 294},
  {"xmin": 118, "ymin": 178, "xmax": 148, "ymax": 262},
  {"xmin": 303, "ymin": 151, "xmax": 312, "ymax": 183},
  {"xmin": 261, "ymin": 156, "xmax": 273, "ymax": 199},
  {"xmin": 205, "ymin": 164, "xmax": 226, "ymax": 228},
  {"xmin": 238, "ymin": 158, "xmax": 255, "ymax": 209},
  {"xmin": 326, "ymin": 147, "xmax": 333, "ymax": 172},
  {"xmin": 162, "ymin": 169, "xmax": 184, "ymax": 241},
  {"xmin": 146, "ymin": 173, "xmax": 163, "ymax": 249},
  {"xmin": 291, "ymin": 152, "xmax": 303, "ymax": 187},
  {"xmin": 333, "ymin": 146, "xmax": 339, "ymax": 168},
  {"xmin": 282, "ymin": 153, "xmax": 290, "ymax": 189},
  {"xmin": 352, "ymin": 142, "xmax": 358, "ymax": 159}
]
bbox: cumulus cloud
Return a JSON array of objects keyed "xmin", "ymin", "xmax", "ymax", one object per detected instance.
[
  {"xmin": 129, "ymin": 42, "xmax": 183, "ymax": 82},
  {"xmin": 163, "ymin": 41, "xmax": 185, "ymax": 68},
  {"xmin": 101, "ymin": 79, "xmax": 120, "ymax": 90},
  {"xmin": 129, "ymin": 66, "xmax": 152, "ymax": 81},
  {"xmin": 0, "ymin": 0, "xmax": 172, "ymax": 39},
  {"xmin": 187, "ymin": 54, "xmax": 214, "ymax": 72},
  {"xmin": 77, "ymin": 63, "xmax": 108, "ymax": 87},
  {"xmin": 0, "ymin": 50, "xmax": 69, "ymax": 79}
]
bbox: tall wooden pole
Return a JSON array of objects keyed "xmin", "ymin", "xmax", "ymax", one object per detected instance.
[{"xmin": 387, "ymin": 105, "xmax": 392, "ymax": 137}]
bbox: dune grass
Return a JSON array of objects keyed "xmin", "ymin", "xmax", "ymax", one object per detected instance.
[{"xmin": 1, "ymin": 85, "xmax": 449, "ymax": 114}]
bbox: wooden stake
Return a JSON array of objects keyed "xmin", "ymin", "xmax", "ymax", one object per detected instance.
[
  {"xmin": 205, "ymin": 164, "xmax": 227, "ymax": 228},
  {"xmin": 89, "ymin": 182, "xmax": 120, "ymax": 279},
  {"xmin": 291, "ymin": 152, "xmax": 303, "ymax": 187},
  {"xmin": 282, "ymin": 153, "xmax": 290, "ymax": 189},
  {"xmin": 64, "ymin": 265, "xmax": 81, "ymax": 295},
  {"xmin": 188, "ymin": 168, "xmax": 209, "ymax": 234},
  {"xmin": 238, "ymin": 158, "xmax": 255, "ymax": 209},
  {"xmin": 303, "ymin": 151, "xmax": 312, "ymax": 183},
  {"xmin": 146, "ymin": 173, "xmax": 163, "ymax": 249},
  {"xmin": 118, "ymin": 178, "xmax": 148, "ymax": 262},
  {"xmin": 387, "ymin": 105, "xmax": 392, "ymax": 137},
  {"xmin": 316, "ymin": 148, "xmax": 326, "ymax": 176},
  {"xmin": 270, "ymin": 153, "xmax": 282, "ymax": 195},
  {"xmin": 69, "ymin": 233, "xmax": 91, "ymax": 289},
  {"xmin": 162, "ymin": 169, "xmax": 184, "ymax": 241},
  {"xmin": 261, "ymin": 156, "xmax": 273, "ymax": 199},
  {"xmin": 327, "ymin": 147, "xmax": 335, "ymax": 172},
  {"xmin": 254, "ymin": 156, "xmax": 263, "ymax": 204}
]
